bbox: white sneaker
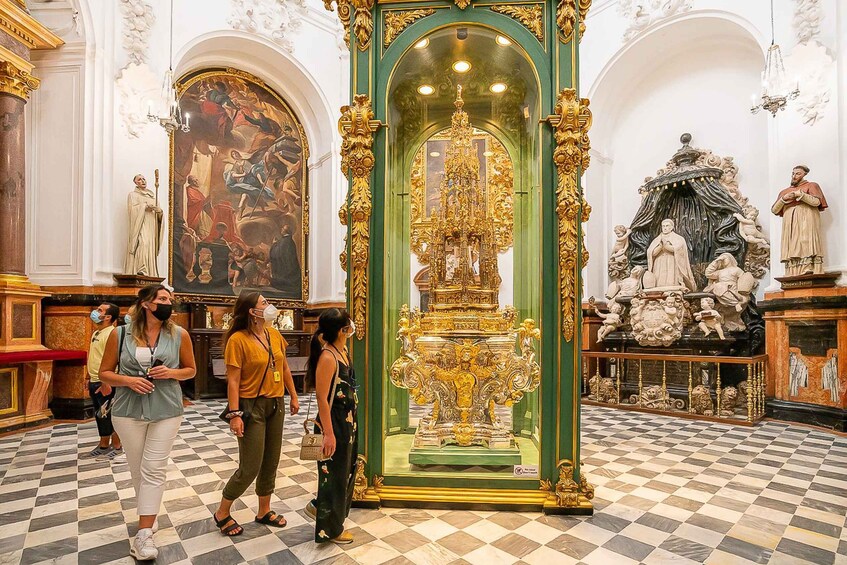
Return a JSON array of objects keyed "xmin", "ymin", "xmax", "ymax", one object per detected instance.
[
  {"xmin": 152, "ymin": 518, "xmax": 159, "ymax": 533},
  {"xmin": 130, "ymin": 529, "xmax": 158, "ymax": 561}
]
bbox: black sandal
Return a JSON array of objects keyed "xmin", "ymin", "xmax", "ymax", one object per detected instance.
[
  {"xmin": 213, "ymin": 512, "xmax": 243, "ymax": 536},
  {"xmin": 255, "ymin": 511, "xmax": 287, "ymax": 528}
]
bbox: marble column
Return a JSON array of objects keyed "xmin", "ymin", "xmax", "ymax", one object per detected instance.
[{"xmin": 0, "ymin": 70, "xmax": 33, "ymax": 276}]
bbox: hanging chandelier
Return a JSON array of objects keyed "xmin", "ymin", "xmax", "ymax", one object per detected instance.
[
  {"xmin": 147, "ymin": 0, "xmax": 189, "ymax": 133},
  {"xmin": 751, "ymin": 0, "xmax": 799, "ymax": 116}
]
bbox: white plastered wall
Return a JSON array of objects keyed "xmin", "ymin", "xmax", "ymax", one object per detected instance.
[
  {"xmin": 26, "ymin": 0, "xmax": 349, "ymax": 304},
  {"xmin": 581, "ymin": 0, "xmax": 846, "ymax": 300}
]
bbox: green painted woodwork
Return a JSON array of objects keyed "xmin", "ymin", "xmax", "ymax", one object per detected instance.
[{"xmin": 340, "ymin": 1, "xmax": 588, "ymax": 500}]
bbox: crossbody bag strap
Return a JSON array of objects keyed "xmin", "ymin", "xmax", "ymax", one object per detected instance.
[
  {"xmin": 243, "ymin": 331, "xmax": 274, "ymax": 416},
  {"xmin": 117, "ymin": 326, "xmax": 126, "ymax": 373}
]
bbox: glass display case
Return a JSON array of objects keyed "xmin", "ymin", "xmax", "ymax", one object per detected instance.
[{"xmin": 328, "ymin": 0, "xmax": 593, "ymax": 513}]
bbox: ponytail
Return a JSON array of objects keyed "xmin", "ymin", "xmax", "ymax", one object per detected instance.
[
  {"xmin": 306, "ymin": 308, "xmax": 351, "ymax": 386},
  {"xmin": 306, "ymin": 330, "xmax": 324, "ymax": 387}
]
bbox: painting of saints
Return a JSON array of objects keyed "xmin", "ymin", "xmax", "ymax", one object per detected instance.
[{"xmin": 170, "ymin": 68, "xmax": 308, "ymax": 302}]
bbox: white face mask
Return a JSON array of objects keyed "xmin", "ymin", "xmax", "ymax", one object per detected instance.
[
  {"xmin": 346, "ymin": 321, "xmax": 356, "ymax": 335},
  {"xmin": 262, "ymin": 304, "xmax": 279, "ymax": 323}
]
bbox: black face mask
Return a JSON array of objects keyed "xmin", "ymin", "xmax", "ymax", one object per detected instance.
[{"xmin": 151, "ymin": 303, "xmax": 173, "ymax": 321}]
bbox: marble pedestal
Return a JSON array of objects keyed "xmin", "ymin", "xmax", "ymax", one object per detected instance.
[{"xmin": 761, "ymin": 286, "xmax": 847, "ymax": 430}]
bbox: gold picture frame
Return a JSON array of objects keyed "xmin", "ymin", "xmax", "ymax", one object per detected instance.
[{"xmin": 410, "ymin": 129, "xmax": 513, "ymax": 263}]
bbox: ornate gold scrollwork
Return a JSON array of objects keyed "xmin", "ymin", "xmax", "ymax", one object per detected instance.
[
  {"xmin": 339, "ymin": 202, "xmax": 349, "ymax": 272},
  {"xmin": 323, "ymin": 0, "xmax": 352, "ymax": 48},
  {"xmin": 490, "ymin": 4, "xmax": 544, "ymax": 42},
  {"xmin": 454, "ymin": 0, "xmax": 472, "ymax": 9},
  {"xmin": 410, "ymin": 130, "xmax": 513, "ymax": 263},
  {"xmin": 551, "ymin": 459, "xmax": 594, "ymax": 507},
  {"xmin": 339, "ymin": 95, "xmax": 382, "ymax": 339},
  {"xmin": 0, "ymin": 60, "xmax": 39, "ymax": 100},
  {"xmin": 546, "ymin": 88, "xmax": 591, "ymax": 342},
  {"xmin": 556, "ymin": 0, "xmax": 591, "ymax": 43},
  {"xmin": 352, "ymin": 455, "xmax": 369, "ymax": 501},
  {"xmin": 324, "ymin": 0, "xmax": 374, "ymax": 51},
  {"xmin": 384, "ymin": 9, "xmax": 436, "ymax": 48}
]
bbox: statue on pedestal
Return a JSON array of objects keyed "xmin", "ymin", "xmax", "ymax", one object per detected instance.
[
  {"xmin": 771, "ymin": 165, "xmax": 829, "ymax": 276},
  {"xmin": 646, "ymin": 219, "xmax": 696, "ymax": 291},
  {"xmin": 124, "ymin": 174, "xmax": 163, "ymax": 277}
]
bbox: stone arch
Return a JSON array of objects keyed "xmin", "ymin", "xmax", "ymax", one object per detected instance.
[{"xmin": 175, "ymin": 31, "xmax": 337, "ymax": 161}]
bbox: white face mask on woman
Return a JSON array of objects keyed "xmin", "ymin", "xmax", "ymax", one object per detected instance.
[
  {"xmin": 261, "ymin": 304, "xmax": 279, "ymax": 323},
  {"xmin": 346, "ymin": 321, "xmax": 356, "ymax": 335}
]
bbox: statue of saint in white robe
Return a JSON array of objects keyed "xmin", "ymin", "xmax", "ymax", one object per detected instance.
[
  {"xmin": 124, "ymin": 186, "xmax": 163, "ymax": 276},
  {"xmin": 647, "ymin": 221, "xmax": 696, "ymax": 292}
]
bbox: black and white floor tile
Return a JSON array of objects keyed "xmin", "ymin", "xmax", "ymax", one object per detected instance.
[{"xmin": 0, "ymin": 401, "xmax": 845, "ymax": 565}]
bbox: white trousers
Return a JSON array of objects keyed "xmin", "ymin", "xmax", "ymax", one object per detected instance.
[{"xmin": 112, "ymin": 415, "xmax": 182, "ymax": 516}]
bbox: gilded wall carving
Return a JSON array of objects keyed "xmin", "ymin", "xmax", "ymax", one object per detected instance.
[
  {"xmin": 490, "ymin": 4, "xmax": 544, "ymax": 42},
  {"xmin": 547, "ymin": 88, "xmax": 591, "ymax": 342},
  {"xmin": 339, "ymin": 95, "xmax": 382, "ymax": 339},
  {"xmin": 384, "ymin": 9, "xmax": 436, "ymax": 48},
  {"xmin": 556, "ymin": 0, "xmax": 591, "ymax": 43}
]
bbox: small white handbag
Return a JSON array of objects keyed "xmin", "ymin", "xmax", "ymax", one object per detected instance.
[{"xmin": 300, "ymin": 360, "xmax": 338, "ymax": 461}]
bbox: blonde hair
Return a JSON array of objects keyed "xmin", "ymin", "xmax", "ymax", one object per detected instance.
[{"xmin": 129, "ymin": 284, "xmax": 176, "ymax": 345}]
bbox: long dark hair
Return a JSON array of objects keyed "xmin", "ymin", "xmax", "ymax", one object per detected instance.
[
  {"xmin": 307, "ymin": 308, "xmax": 351, "ymax": 382},
  {"xmin": 129, "ymin": 284, "xmax": 174, "ymax": 344},
  {"xmin": 224, "ymin": 291, "xmax": 261, "ymax": 346}
]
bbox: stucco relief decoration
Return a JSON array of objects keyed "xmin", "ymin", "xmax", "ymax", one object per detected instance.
[
  {"xmin": 119, "ymin": 0, "xmax": 155, "ymax": 66},
  {"xmin": 116, "ymin": 0, "xmax": 156, "ymax": 139},
  {"xmin": 229, "ymin": 0, "xmax": 309, "ymax": 53},
  {"xmin": 793, "ymin": 0, "xmax": 821, "ymax": 45},
  {"xmin": 788, "ymin": 45, "xmax": 833, "ymax": 126},
  {"xmin": 617, "ymin": 0, "xmax": 692, "ymax": 42},
  {"xmin": 116, "ymin": 63, "xmax": 160, "ymax": 139}
]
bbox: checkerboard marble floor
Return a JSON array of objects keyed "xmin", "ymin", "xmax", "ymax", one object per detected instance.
[{"xmin": 1, "ymin": 401, "xmax": 846, "ymax": 565}]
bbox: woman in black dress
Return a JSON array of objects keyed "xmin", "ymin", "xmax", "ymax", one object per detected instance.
[{"xmin": 304, "ymin": 308, "xmax": 358, "ymax": 544}]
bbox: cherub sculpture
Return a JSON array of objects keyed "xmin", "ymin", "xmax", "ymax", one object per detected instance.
[
  {"xmin": 608, "ymin": 225, "xmax": 632, "ymax": 280},
  {"xmin": 694, "ymin": 297, "xmax": 726, "ymax": 339},
  {"xmin": 589, "ymin": 297, "xmax": 623, "ymax": 342},
  {"xmin": 733, "ymin": 210, "xmax": 770, "ymax": 248}
]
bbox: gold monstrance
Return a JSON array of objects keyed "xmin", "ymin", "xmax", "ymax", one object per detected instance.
[{"xmin": 390, "ymin": 88, "xmax": 541, "ymax": 463}]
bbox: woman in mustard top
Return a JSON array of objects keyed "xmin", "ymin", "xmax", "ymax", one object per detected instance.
[{"xmin": 213, "ymin": 291, "xmax": 300, "ymax": 536}]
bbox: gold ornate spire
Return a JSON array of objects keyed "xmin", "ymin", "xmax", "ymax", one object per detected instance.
[{"xmin": 428, "ymin": 87, "xmax": 500, "ymax": 312}]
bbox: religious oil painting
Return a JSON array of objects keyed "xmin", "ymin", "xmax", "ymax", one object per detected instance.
[{"xmin": 169, "ymin": 68, "xmax": 308, "ymax": 304}]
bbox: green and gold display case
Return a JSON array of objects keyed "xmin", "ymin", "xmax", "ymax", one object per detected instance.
[{"xmin": 326, "ymin": 0, "xmax": 594, "ymax": 514}]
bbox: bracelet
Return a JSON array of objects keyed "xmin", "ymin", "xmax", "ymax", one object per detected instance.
[{"xmin": 225, "ymin": 410, "xmax": 243, "ymax": 419}]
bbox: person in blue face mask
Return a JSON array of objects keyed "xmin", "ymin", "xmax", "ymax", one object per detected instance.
[{"xmin": 87, "ymin": 303, "xmax": 123, "ymax": 459}]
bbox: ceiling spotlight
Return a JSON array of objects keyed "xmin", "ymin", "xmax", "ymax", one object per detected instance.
[
  {"xmin": 452, "ymin": 60, "xmax": 471, "ymax": 73},
  {"xmin": 490, "ymin": 82, "xmax": 507, "ymax": 93},
  {"xmin": 496, "ymin": 35, "xmax": 512, "ymax": 46},
  {"xmin": 457, "ymin": 27, "xmax": 468, "ymax": 40},
  {"xmin": 483, "ymin": 151, "xmax": 494, "ymax": 157},
  {"xmin": 414, "ymin": 38, "xmax": 429, "ymax": 49},
  {"xmin": 418, "ymin": 84, "xmax": 435, "ymax": 95},
  {"xmin": 430, "ymin": 152, "xmax": 441, "ymax": 157}
]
